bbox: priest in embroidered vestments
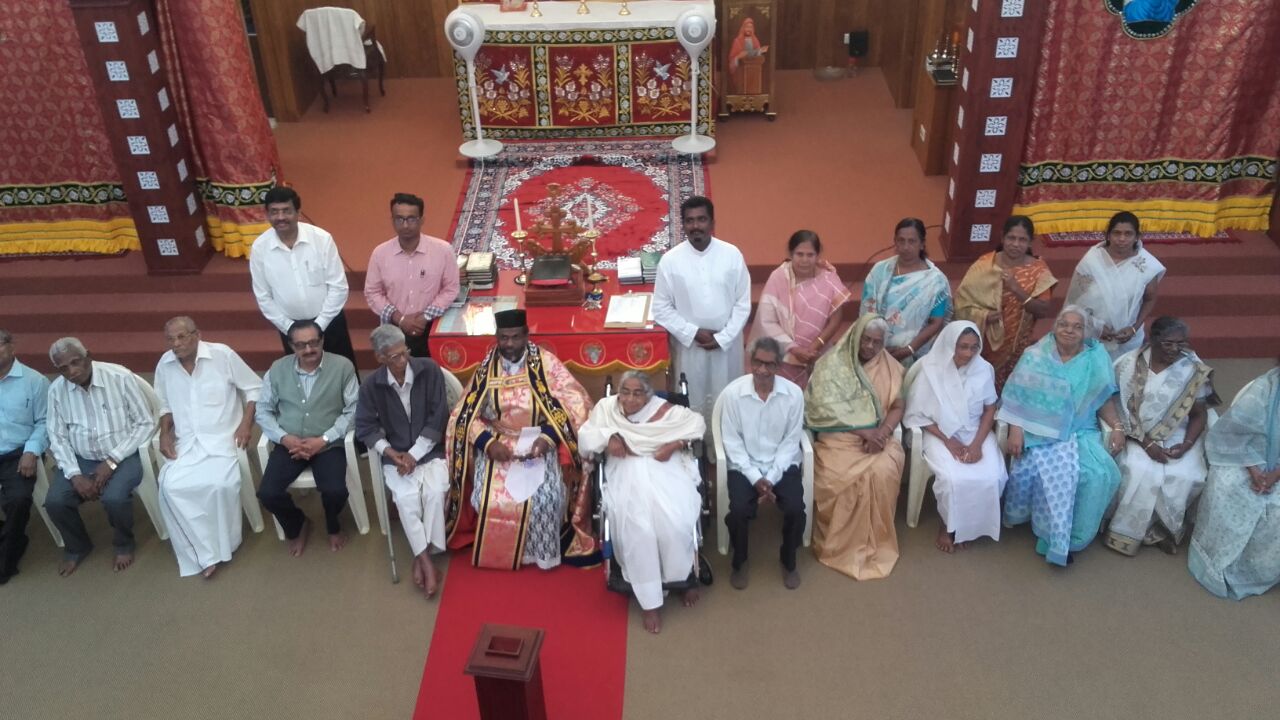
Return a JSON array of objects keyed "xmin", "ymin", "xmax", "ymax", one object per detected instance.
[{"xmin": 445, "ymin": 310, "xmax": 594, "ymax": 570}]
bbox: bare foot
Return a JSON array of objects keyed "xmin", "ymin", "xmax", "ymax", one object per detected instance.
[
  {"xmin": 113, "ymin": 553, "xmax": 134, "ymax": 572},
  {"xmin": 935, "ymin": 525, "xmax": 956, "ymax": 553},
  {"xmin": 58, "ymin": 558, "xmax": 83, "ymax": 577},
  {"xmin": 681, "ymin": 588, "xmax": 701, "ymax": 607},
  {"xmin": 201, "ymin": 564, "xmax": 219, "ymax": 579},
  {"xmin": 412, "ymin": 558, "xmax": 425, "ymax": 589},
  {"xmin": 288, "ymin": 519, "xmax": 311, "ymax": 557},
  {"xmin": 956, "ymin": 541, "xmax": 971, "ymax": 551},
  {"xmin": 421, "ymin": 557, "xmax": 440, "ymax": 599},
  {"xmin": 641, "ymin": 609, "xmax": 661, "ymax": 634},
  {"xmin": 328, "ymin": 533, "xmax": 348, "ymax": 552}
]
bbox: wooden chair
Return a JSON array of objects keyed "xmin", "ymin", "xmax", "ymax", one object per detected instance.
[{"xmin": 297, "ymin": 7, "xmax": 387, "ymax": 113}]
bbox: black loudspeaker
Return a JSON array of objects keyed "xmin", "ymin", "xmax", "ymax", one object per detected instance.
[{"xmin": 848, "ymin": 31, "xmax": 869, "ymax": 58}]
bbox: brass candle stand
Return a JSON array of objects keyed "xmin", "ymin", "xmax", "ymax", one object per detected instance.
[
  {"xmin": 510, "ymin": 230, "xmax": 530, "ymax": 285},
  {"xmin": 581, "ymin": 228, "xmax": 606, "ymax": 309}
]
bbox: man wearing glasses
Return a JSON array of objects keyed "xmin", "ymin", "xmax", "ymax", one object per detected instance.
[
  {"xmin": 255, "ymin": 320, "xmax": 358, "ymax": 556},
  {"xmin": 249, "ymin": 186, "xmax": 358, "ymax": 370},
  {"xmin": 364, "ymin": 193, "xmax": 460, "ymax": 358},
  {"xmin": 718, "ymin": 337, "xmax": 806, "ymax": 590}
]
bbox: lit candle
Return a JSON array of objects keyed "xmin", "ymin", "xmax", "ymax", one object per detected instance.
[
  {"xmin": 587, "ymin": 196, "xmax": 595, "ymax": 230},
  {"xmin": 513, "ymin": 198, "xmax": 522, "ymax": 233}
]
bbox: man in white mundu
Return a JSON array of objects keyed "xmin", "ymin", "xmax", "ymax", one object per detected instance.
[
  {"xmin": 154, "ymin": 317, "xmax": 262, "ymax": 579},
  {"xmin": 652, "ymin": 196, "xmax": 752, "ymax": 426},
  {"xmin": 579, "ymin": 371, "xmax": 705, "ymax": 635}
]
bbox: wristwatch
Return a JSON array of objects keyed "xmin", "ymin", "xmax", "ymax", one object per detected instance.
[{"xmin": 105, "ymin": 458, "xmax": 119, "ymax": 472}]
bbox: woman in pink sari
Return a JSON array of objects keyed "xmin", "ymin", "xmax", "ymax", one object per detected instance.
[{"xmin": 747, "ymin": 230, "xmax": 851, "ymax": 388}]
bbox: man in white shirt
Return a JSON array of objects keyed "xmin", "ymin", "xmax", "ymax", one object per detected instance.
[
  {"xmin": 355, "ymin": 325, "xmax": 452, "ymax": 599},
  {"xmin": 249, "ymin": 186, "xmax": 358, "ymax": 371},
  {"xmin": 652, "ymin": 196, "xmax": 752, "ymax": 426},
  {"xmin": 719, "ymin": 337, "xmax": 806, "ymax": 590},
  {"xmin": 154, "ymin": 317, "xmax": 262, "ymax": 579},
  {"xmin": 44, "ymin": 338, "xmax": 155, "ymax": 576}
]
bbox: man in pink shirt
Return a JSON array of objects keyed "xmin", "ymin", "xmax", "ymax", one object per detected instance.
[{"xmin": 364, "ymin": 193, "xmax": 460, "ymax": 358}]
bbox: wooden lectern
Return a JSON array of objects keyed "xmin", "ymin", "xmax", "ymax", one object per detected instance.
[{"xmin": 464, "ymin": 624, "xmax": 547, "ymax": 720}]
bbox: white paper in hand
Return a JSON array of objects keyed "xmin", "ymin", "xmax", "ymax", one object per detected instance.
[{"xmin": 505, "ymin": 427, "xmax": 546, "ymax": 503}]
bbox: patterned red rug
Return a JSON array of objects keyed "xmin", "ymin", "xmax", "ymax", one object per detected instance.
[{"xmin": 446, "ymin": 139, "xmax": 710, "ymax": 269}]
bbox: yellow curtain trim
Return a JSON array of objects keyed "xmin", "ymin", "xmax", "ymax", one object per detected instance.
[
  {"xmin": 205, "ymin": 217, "xmax": 269, "ymax": 259},
  {"xmin": 1011, "ymin": 196, "xmax": 1274, "ymax": 236},
  {"xmin": 0, "ymin": 219, "xmax": 140, "ymax": 255}
]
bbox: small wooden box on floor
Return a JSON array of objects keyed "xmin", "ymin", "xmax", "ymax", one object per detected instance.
[{"xmin": 465, "ymin": 624, "xmax": 547, "ymax": 720}]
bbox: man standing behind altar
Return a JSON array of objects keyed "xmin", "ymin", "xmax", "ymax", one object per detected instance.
[
  {"xmin": 652, "ymin": 196, "xmax": 752, "ymax": 424},
  {"xmin": 445, "ymin": 310, "xmax": 594, "ymax": 571},
  {"xmin": 364, "ymin": 193, "xmax": 460, "ymax": 359}
]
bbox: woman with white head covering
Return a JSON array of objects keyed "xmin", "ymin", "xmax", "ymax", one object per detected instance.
[{"xmin": 905, "ymin": 321, "xmax": 1006, "ymax": 552}]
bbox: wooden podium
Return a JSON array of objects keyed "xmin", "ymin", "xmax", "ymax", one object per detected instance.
[{"xmin": 464, "ymin": 624, "xmax": 547, "ymax": 720}]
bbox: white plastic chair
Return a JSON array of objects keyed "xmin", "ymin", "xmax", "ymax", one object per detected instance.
[
  {"xmin": 152, "ymin": 435, "xmax": 264, "ymax": 534},
  {"xmin": 256, "ymin": 430, "xmax": 368, "ymax": 540},
  {"xmin": 711, "ymin": 386, "xmax": 815, "ymax": 556},
  {"xmin": 30, "ymin": 454, "xmax": 66, "ymax": 547},
  {"xmin": 368, "ymin": 368, "xmax": 464, "ymax": 537}
]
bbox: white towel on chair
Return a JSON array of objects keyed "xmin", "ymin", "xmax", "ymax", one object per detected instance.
[{"xmin": 297, "ymin": 7, "xmax": 375, "ymax": 74}]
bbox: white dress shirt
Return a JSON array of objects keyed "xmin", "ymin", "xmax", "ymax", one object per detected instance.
[
  {"xmin": 155, "ymin": 341, "xmax": 263, "ymax": 458},
  {"xmin": 373, "ymin": 364, "xmax": 435, "ymax": 461},
  {"xmin": 718, "ymin": 373, "xmax": 804, "ymax": 485},
  {"xmin": 652, "ymin": 237, "xmax": 752, "ymax": 349},
  {"xmin": 249, "ymin": 222, "xmax": 350, "ymax": 333},
  {"xmin": 47, "ymin": 361, "xmax": 155, "ymax": 477}
]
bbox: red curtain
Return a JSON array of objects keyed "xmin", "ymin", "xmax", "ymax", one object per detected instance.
[
  {"xmin": 0, "ymin": 2, "xmax": 137, "ymax": 256},
  {"xmin": 1013, "ymin": 0, "xmax": 1280, "ymax": 235},
  {"xmin": 156, "ymin": 0, "xmax": 281, "ymax": 258}
]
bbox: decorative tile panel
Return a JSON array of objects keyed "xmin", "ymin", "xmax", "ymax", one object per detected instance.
[
  {"xmin": 148, "ymin": 51, "xmax": 159, "ymax": 74},
  {"xmin": 137, "ymin": 11, "xmax": 150, "ymax": 35},
  {"xmin": 970, "ymin": 224, "xmax": 992, "ymax": 243},
  {"xmin": 990, "ymin": 77, "xmax": 1013, "ymax": 98},
  {"xmin": 127, "ymin": 135, "xmax": 150, "ymax": 155},
  {"xmin": 158, "ymin": 88, "xmax": 170, "ymax": 111},
  {"xmin": 176, "ymin": 159, "xmax": 188, "ymax": 180},
  {"xmin": 157, "ymin": 238, "xmax": 179, "ymax": 256},
  {"xmin": 137, "ymin": 171, "xmax": 160, "ymax": 190},
  {"xmin": 167, "ymin": 124, "xmax": 179, "ymax": 147},
  {"xmin": 186, "ymin": 193, "xmax": 197, "ymax": 215},
  {"xmin": 95, "ymin": 22, "xmax": 118, "ymax": 43},
  {"xmin": 116, "ymin": 99, "xmax": 139, "ymax": 119},
  {"xmin": 979, "ymin": 153, "xmax": 1003, "ymax": 173},
  {"xmin": 106, "ymin": 61, "xmax": 129, "ymax": 82},
  {"xmin": 984, "ymin": 115, "xmax": 1008, "ymax": 136},
  {"xmin": 975, "ymin": 189, "xmax": 997, "ymax": 208},
  {"xmin": 147, "ymin": 205, "xmax": 170, "ymax": 223},
  {"xmin": 1002, "ymin": 0, "xmax": 1024, "ymax": 17},
  {"xmin": 995, "ymin": 37, "xmax": 1019, "ymax": 59}
]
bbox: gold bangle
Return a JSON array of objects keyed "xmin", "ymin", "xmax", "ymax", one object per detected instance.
[{"xmin": 816, "ymin": 337, "xmax": 826, "ymax": 347}]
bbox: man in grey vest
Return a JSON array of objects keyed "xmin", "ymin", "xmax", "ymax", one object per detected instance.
[{"xmin": 256, "ymin": 320, "xmax": 358, "ymax": 556}]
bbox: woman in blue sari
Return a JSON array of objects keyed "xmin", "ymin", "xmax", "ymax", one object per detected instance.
[
  {"xmin": 1188, "ymin": 366, "xmax": 1280, "ymax": 599},
  {"xmin": 860, "ymin": 218, "xmax": 952, "ymax": 365},
  {"xmin": 998, "ymin": 305, "xmax": 1125, "ymax": 566}
]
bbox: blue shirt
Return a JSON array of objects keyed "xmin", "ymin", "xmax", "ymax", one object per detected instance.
[{"xmin": 0, "ymin": 359, "xmax": 50, "ymax": 456}]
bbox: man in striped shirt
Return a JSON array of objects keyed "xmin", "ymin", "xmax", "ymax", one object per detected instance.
[{"xmin": 45, "ymin": 338, "xmax": 155, "ymax": 576}]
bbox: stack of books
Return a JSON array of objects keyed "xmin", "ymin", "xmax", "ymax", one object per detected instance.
[
  {"xmin": 617, "ymin": 256, "xmax": 643, "ymax": 285},
  {"xmin": 640, "ymin": 251, "xmax": 660, "ymax": 284},
  {"xmin": 464, "ymin": 252, "xmax": 497, "ymax": 289}
]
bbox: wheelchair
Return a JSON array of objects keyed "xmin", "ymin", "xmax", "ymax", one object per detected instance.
[{"xmin": 590, "ymin": 372, "xmax": 715, "ymax": 597}]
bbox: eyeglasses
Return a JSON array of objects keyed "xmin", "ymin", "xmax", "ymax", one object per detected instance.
[
  {"xmin": 291, "ymin": 339, "xmax": 322, "ymax": 350},
  {"xmin": 1157, "ymin": 340, "xmax": 1189, "ymax": 350},
  {"xmin": 392, "ymin": 216, "xmax": 422, "ymax": 226}
]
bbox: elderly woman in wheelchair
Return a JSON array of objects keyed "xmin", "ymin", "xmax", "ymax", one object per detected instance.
[{"xmin": 579, "ymin": 371, "xmax": 706, "ymax": 634}]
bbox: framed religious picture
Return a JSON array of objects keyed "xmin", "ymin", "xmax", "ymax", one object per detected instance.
[{"xmin": 719, "ymin": 0, "xmax": 777, "ymax": 119}]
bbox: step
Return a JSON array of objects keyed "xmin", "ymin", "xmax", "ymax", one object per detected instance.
[
  {"xmin": 2, "ymin": 292, "xmax": 382, "ymax": 333},
  {"xmin": 14, "ymin": 329, "xmax": 381, "ymax": 376}
]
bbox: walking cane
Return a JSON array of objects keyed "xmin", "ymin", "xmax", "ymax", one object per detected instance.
[{"xmin": 385, "ymin": 495, "xmax": 399, "ymax": 584}]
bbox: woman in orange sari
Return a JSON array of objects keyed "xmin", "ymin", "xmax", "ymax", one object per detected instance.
[
  {"xmin": 747, "ymin": 230, "xmax": 851, "ymax": 388},
  {"xmin": 954, "ymin": 215, "xmax": 1057, "ymax": 391}
]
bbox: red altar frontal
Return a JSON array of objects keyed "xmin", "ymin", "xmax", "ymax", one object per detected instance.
[
  {"xmin": 429, "ymin": 270, "xmax": 669, "ymax": 381},
  {"xmin": 453, "ymin": 1, "xmax": 715, "ymax": 140}
]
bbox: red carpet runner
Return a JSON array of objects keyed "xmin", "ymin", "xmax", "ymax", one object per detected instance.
[{"xmin": 414, "ymin": 554, "xmax": 629, "ymax": 719}]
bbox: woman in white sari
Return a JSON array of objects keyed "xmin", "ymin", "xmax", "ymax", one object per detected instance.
[
  {"xmin": 1104, "ymin": 317, "xmax": 1216, "ymax": 556},
  {"xmin": 578, "ymin": 371, "xmax": 706, "ymax": 634},
  {"xmin": 860, "ymin": 218, "xmax": 952, "ymax": 365},
  {"xmin": 1065, "ymin": 211, "xmax": 1165, "ymax": 359},
  {"xmin": 904, "ymin": 321, "xmax": 1006, "ymax": 552},
  {"xmin": 1188, "ymin": 365, "xmax": 1280, "ymax": 600}
]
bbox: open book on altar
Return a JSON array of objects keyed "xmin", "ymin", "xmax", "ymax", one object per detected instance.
[{"xmin": 603, "ymin": 292, "xmax": 653, "ymax": 329}]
